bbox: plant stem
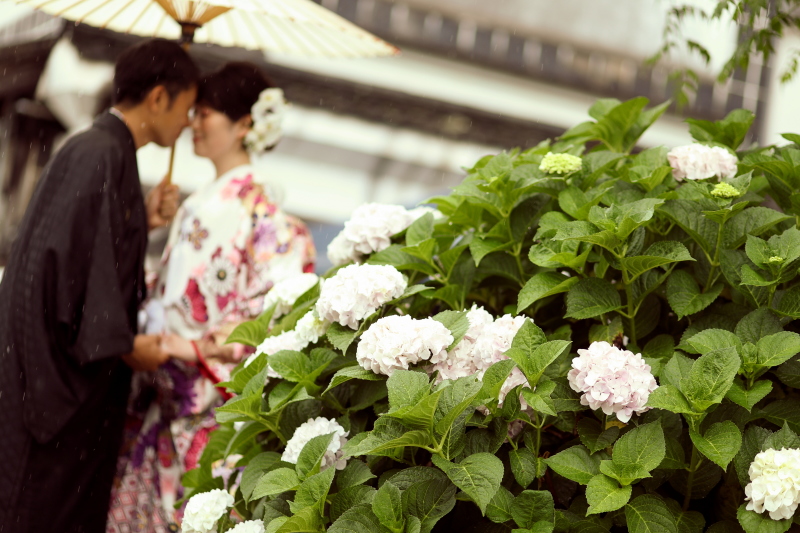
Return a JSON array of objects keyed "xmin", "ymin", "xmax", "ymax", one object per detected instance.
[
  {"xmin": 621, "ymin": 266, "xmax": 637, "ymax": 345},
  {"xmin": 683, "ymin": 446, "xmax": 701, "ymax": 511},
  {"xmin": 705, "ymin": 221, "xmax": 726, "ymax": 291}
]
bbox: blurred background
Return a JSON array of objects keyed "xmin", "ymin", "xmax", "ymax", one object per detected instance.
[{"xmin": 1, "ymin": 0, "xmax": 799, "ymax": 273}]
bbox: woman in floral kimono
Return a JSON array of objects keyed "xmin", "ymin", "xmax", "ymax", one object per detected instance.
[{"xmin": 107, "ymin": 62, "xmax": 315, "ymax": 532}]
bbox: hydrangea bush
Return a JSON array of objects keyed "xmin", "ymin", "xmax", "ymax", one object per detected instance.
[{"xmin": 181, "ymin": 97, "xmax": 800, "ymax": 533}]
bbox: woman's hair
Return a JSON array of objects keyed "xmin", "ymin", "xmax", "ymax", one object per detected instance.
[
  {"xmin": 113, "ymin": 39, "xmax": 199, "ymax": 105},
  {"xmin": 197, "ymin": 62, "xmax": 275, "ymax": 122}
]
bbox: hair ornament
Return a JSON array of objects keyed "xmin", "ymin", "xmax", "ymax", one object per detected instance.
[{"xmin": 244, "ymin": 87, "xmax": 287, "ymax": 153}]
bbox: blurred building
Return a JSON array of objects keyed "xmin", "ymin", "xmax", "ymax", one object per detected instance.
[{"xmin": 0, "ymin": 0, "xmax": 798, "ymax": 272}]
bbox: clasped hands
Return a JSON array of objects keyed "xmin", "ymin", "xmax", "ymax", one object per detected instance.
[{"xmin": 122, "ymin": 333, "xmax": 236, "ymax": 372}]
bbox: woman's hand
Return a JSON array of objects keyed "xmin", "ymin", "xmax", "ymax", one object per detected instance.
[
  {"xmin": 161, "ymin": 333, "xmax": 197, "ymax": 362},
  {"xmin": 161, "ymin": 334, "xmax": 237, "ymax": 363}
]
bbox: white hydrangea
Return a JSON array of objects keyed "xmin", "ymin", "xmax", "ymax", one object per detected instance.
[
  {"xmin": 227, "ymin": 521, "xmax": 266, "ymax": 533},
  {"xmin": 262, "ymin": 273, "xmax": 319, "ymax": 318},
  {"xmin": 182, "ymin": 489, "xmax": 234, "ymax": 533},
  {"xmin": 472, "ymin": 314, "xmax": 531, "ymax": 407},
  {"xmin": 431, "ymin": 305, "xmax": 494, "ymax": 383},
  {"xmin": 327, "ymin": 203, "xmax": 434, "ymax": 266},
  {"xmin": 667, "ymin": 143, "xmax": 738, "ymax": 181},
  {"xmin": 316, "ymin": 264, "xmax": 407, "ymax": 330},
  {"xmin": 745, "ymin": 447, "xmax": 800, "ymax": 520},
  {"xmin": 356, "ymin": 315, "xmax": 453, "ymax": 376},
  {"xmin": 567, "ymin": 341, "xmax": 658, "ymax": 423},
  {"xmin": 294, "ymin": 310, "xmax": 330, "ymax": 345},
  {"xmin": 281, "ymin": 417, "xmax": 349, "ymax": 471}
]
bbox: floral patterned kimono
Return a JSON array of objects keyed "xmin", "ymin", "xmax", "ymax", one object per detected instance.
[{"xmin": 107, "ymin": 164, "xmax": 315, "ymax": 532}]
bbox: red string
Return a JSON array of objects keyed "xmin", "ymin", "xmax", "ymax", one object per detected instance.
[{"xmin": 191, "ymin": 341, "xmax": 234, "ymax": 401}]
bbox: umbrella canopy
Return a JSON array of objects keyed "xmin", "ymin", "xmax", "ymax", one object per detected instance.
[{"xmin": 11, "ymin": 0, "xmax": 398, "ymax": 57}]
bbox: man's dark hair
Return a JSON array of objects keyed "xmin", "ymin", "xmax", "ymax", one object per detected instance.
[
  {"xmin": 197, "ymin": 62, "xmax": 274, "ymax": 121},
  {"xmin": 113, "ymin": 39, "xmax": 200, "ymax": 105}
]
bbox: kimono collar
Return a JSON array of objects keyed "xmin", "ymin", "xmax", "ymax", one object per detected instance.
[{"xmin": 95, "ymin": 110, "xmax": 136, "ymax": 152}]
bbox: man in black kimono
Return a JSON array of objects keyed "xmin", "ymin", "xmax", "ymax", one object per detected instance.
[{"xmin": 0, "ymin": 39, "xmax": 199, "ymax": 533}]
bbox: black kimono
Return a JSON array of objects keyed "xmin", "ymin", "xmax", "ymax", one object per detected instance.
[{"xmin": 0, "ymin": 112, "xmax": 147, "ymax": 533}]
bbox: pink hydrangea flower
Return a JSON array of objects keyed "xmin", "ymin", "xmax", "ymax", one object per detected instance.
[
  {"xmin": 568, "ymin": 341, "xmax": 657, "ymax": 423},
  {"xmin": 667, "ymin": 144, "xmax": 738, "ymax": 181}
]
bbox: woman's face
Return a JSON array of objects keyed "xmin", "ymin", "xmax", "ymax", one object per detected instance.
[{"xmin": 191, "ymin": 104, "xmax": 249, "ymax": 161}]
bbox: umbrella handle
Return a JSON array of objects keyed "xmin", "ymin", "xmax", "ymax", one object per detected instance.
[{"xmin": 165, "ymin": 143, "xmax": 177, "ymax": 185}]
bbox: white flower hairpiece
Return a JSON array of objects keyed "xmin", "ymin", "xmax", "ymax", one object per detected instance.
[{"xmin": 244, "ymin": 87, "xmax": 287, "ymax": 153}]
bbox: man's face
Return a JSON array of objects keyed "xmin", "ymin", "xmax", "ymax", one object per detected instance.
[{"xmin": 151, "ymin": 86, "xmax": 197, "ymax": 147}]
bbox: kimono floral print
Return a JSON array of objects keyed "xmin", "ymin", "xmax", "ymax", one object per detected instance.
[{"xmin": 107, "ymin": 165, "xmax": 315, "ymax": 532}]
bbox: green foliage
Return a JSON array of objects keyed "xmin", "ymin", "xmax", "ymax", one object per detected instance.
[{"xmin": 182, "ymin": 98, "xmax": 800, "ymax": 532}]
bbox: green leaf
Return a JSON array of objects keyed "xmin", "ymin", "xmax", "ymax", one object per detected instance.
[
  {"xmin": 330, "ymin": 487, "xmax": 376, "ymax": 523},
  {"xmin": 486, "ymin": 486, "xmax": 515, "ymax": 524},
  {"xmin": 478, "ymin": 359, "xmax": 516, "ymax": 406},
  {"xmin": 336, "ymin": 460, "xmax": 375, "ymax": 490},
  {"xmin": 403, "ymin": 238, "xmax": 437, "ymax": 264},
  {"xmin": 612, "ymin": 422, "xmax": 666, "ymax": 473},
  {"xmin": 511, "ymin": 490, "xmax": 555, "ymax": 530},
  {"xmin": 759, "ymin": 399, "xmax": 800, "ymax": 434},
  {"xmin": 565, "ymin": 278, "xmax": 622, "ymax": 319},
  {"xmin": 407, "ymin": 212, "xmax": 434, "ymax": 245},
  {"xmin": 775, "ymin": 358, "xmax": 800, "ymax": 388},
  {"xmin": 661, "ymin": 352, "xmax": 695, "ymax": 390},
  {"xmin": 431, "ymin": 453, "xmax": 503, "ymax": 515},
  {"xmin": 681, "ymin": 347, "xmax": 741, "ymax": 412},
  {"xmin": 372, "ymin": 478, "xmax": 403, "ymax": 527},
  {"xmin": 328, "ymin": 505, "xmax": 383, "ymax": 533},
  {"xmin": 508, "ymin": 340, "xmax": 572, "ymax": 387},
  {"xmin": 517, "ymin": 272, "xmax": 579, "ymax": 313},
  {"xmin": 736, "ymin": 308, "xmax": 783, "ymax": 345},
  {"xmin": 291, "ymin": 467, "xmax": 335, "ymax": 514},
  {"xmin": 666, "ymin": 270, "xmax": 723, "ymax": 320},
  {"xmin": 252, "ymin": 467, "xmax": 301, "ymax": 500},
  {"xmin": 470, "ymin": 237, "xmax": 511, "ymax": 267},
  {"xmin": 620, "ymin": 242, "xmax": 694, "ymax": 282},
  {"xmin": 545, "ymin": 446, "xmax": 600, "ymax": 485},
  {"xmin": 685, "ymin": 329, "xmax": 742, "ymax": 355},
  {"xmin": 226, "ymin": 305, "xmax": 275, "ymax": 347},
  {"xmin": 432, "ymin": 310, "xmax": 469, "ymax": 351},
  {"xmin": 401, "ymin": 478, "xmax": 457, "ymax": 533},
  {"xmin": 387, "ymin": 388, "xmax": 445, "ymax": 431},
  {"xmin": 223, "ymin": 421, "xmax": 265, "ymax": 458},
  {"xmin": 625, "ymin": 494, "xmax": 678, "ymax": 533},
  {"xmin": 327, "ymin": 322, "xmax": 360, "ymax": 353},
  {"xmin": 646, "ymin": 385, "xmax": 697, "ymax": 415},
  {"xmin": 578, "ymin": 418, "xmax": 620, "ymax": 454},
  {"xmin": 735, "ymin": 426, "xmax": 772, "ymax": 488},
  {"xmin": 509, "ymin": 448, "xmax": 539, "ymax": 488},
  {"xmin": 764, "ymin": 423, "xmax": 800, "ymax": 451},
  {"xmin": 215, "ymin": 391, "xmax": 261, "ymax": 424},
  {"xmin": 725, "ymin": 379, "xmax": 772, "ymax": 412},
  {"xmin": 689, "ymin": 421, "xmax": 742, "ymax": 469},
  {"xmin": 659, "ymin": 199, "xmax": 718, "ymax": 255},
  {"xmin": 736, "ymin": 505, "xmax": 792, "ymax": 533},
  {"xmin": 722, "ymin": 208, "xmax": 791, "ymax": 250},
  {"xmin": 296, "ymin": 433, "xmax": 336, "ymax": 479},
  {"xmin": 324, "ymin": 365, "xmax": 384, "ymax": 394},
  {"xmin": 586, "ymin": 474, "xmax": 632, "ymax": 515},
  {"xmin": 241, "ymin": 452, "xmax": 283, "ymax": 501},
  {"xmin": 273, "ymin": 505, "xmax": 323, "ymax": 533},
  {"xmin": 756, "ymin": 331, "xmax": 800, "ymax": 368},
  {"xmin": 521, "ymin": 380, "xmax": 558, "ymax": 417},
  {"xmin": 387, "ymin": 370, "xmax": 430, "ymax": 411},
  {"xmin": 776, "ymin": 284, "xmax": 800, "ymax": 318},
  {"xmin": 434, "ymin": 376, "xmax": 483, "ymax": 436}
]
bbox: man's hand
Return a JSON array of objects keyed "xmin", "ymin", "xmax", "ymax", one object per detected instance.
[
  {"xmin": 145, "ymin": 177, "xmax": 180, "ymax": 230},
  {"xmin": 122, "ymin": 334, "xmax": 169, "ymax": 371}
]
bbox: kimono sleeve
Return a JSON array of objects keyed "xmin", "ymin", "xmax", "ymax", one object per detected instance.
[{"xmin": 45, "ymin": 162, "xmax": 135, "ymax": 365}]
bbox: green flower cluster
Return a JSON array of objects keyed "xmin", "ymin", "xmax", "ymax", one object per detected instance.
[
  {"xmin": 711, "ymin": 182, "xmax": 742, "ymax": 198},
  {"xmin": 539, "ymin": 152, "xmax": 582, "ymax": 174}
]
